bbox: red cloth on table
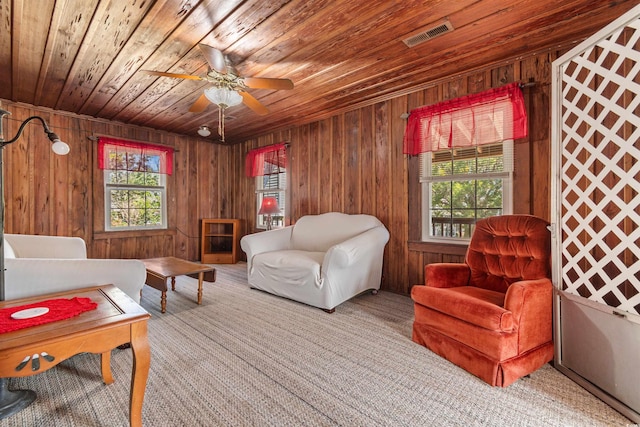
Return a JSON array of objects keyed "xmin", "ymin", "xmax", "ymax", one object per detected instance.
[{"xmin": 0, "ymin": 297, "xmax": 97, "ymax": 334}]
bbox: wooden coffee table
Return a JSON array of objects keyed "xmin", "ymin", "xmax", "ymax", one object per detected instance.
[
  {"xmin": 0, "ymin": 284, "xmax": 150, "ymax": 427},
  {"xmin": 142, "ymin": 257, "xmax": 216, "ymax": 313}
]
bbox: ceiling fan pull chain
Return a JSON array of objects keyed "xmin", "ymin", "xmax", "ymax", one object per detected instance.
[{"xmin": 218, "ymin": 105, "xmax": 226, "ymax": 142}]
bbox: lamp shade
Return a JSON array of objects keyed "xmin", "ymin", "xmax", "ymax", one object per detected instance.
[
  {"xmin": 197, "ymin": 125, "xmax": 211, "ymax": 137},
  {"xmin": 258, "ymin": 197, "xmax": 280, "ymax": 215},
  {"xmin": 51, "ymin": 139, "xmax": 70, "ymax": 155},
  {"xmin": 204, "ymin": 87, "xmax": 243, "ymax": 107}
]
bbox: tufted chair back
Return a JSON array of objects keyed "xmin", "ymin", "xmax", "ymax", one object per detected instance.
[{"xmin": 465, "ymin": 214, "xmax": 551, "ymax": 293}]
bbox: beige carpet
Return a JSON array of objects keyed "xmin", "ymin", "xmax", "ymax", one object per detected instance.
[{"xmin": 1, "ymin": 263, "xmax": 631, "ymax": 426}]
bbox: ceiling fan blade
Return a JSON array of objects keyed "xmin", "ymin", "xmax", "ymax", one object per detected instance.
[
  {"xmin": 142, "ymin": 70, "xmax": 202, "ymax": 80},
  {"xmin": 243, "ymin": 77, "xmax": 294, "ymax": 90},
  {"xmin": 189, "ymin": 93, "xmax": 211, "ymax": 113},
  {"xmin": 239, "ymin": 91, "xmax": 269, "ymax": 115},
  {"xmin": 198, "ymin": 44, "xmax": 227, "ymax": 74}
]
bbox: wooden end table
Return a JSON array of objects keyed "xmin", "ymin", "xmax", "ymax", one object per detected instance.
[
  {"xmin": 142, "ymin": 257, "xmax": 216, "ymax": 313},
  {"xmin": 0, "ymin": 285, "xmax": 151, "ymax": 427}
]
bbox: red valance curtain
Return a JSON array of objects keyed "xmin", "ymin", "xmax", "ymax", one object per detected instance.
[
  {"xmin": 97, "ymin": 136, "xmax": 174, "ymax": 175},
  {"xmin": 245, "ymin": 143, "xmax": 287, "ymax": 177},
  {"xmin": 403, "ymin": 82, "xmax": 528, "ymax": 155}
]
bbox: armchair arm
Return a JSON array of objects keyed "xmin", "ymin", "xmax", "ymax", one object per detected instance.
[
  {"xmin": 504, "ymin": 277, "xmax": 553, "ymax": 352},
  {"xmin": 424, "ymin": 263, "xmax": 471, "ymax": 288},
  {"xmin": 240, "ymin": 226, "xmax": 293, "ymax": 270},
  {"xmin": 4, "ymin": 234, "xmax": 87, "ymax": 259},
  {"xmin": 323, "ymin": 226, "xmax": 390, "ymax": 269}
]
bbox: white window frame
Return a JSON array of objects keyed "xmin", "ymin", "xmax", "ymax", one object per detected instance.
[
  {"xmin": 255, "ymin": 169, "xmax": 286, "ymax": 230},
  {"xmin": 420, "ymin": 140, "xmax": 513, "ymax": 243},
  {"xmin": 103, "ymin": 158, "xmax": 168, "ymax": 232}
]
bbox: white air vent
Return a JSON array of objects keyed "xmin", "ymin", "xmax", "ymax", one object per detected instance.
[{"xmin": 402, "ymin": 20, "xmax": 454, "ymax": 47}]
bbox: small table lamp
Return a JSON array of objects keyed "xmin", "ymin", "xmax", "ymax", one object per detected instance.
[{"xmin": 258, "ymin": 197, "xmax": 280, "ymax": 230}]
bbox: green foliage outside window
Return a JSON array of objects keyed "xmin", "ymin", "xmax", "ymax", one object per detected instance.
[{"xmin": 425, "ymin": 143, "xmax": 510, "ymax": 239}]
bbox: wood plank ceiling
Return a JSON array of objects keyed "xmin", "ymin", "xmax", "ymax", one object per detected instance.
[{"xmin": 1, "ymin": 0, "xmax": 638, "ymax": 144}]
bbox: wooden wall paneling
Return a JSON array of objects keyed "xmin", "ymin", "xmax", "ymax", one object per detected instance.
[
  {"xmin": 50, "ymin": 113, "xmax": 70, "ymax": 237},
  {"xmin": 4, "ymin": 105, "xmax": 31, "ymax": 234},
  {"xmin": 344, "ymin": 110, "xmax": 361, "ymax": 214},
  {"xmin": 197, "ymin": 139, "xmax": 213, "ymax": 220},
  {"xmin": 218, "ymin": 142, "xmax": 231, "ymax": 217},
  {"xmin": 374, "ymin": 100, "xmax": 391, "ymax": 225},
  {"xmin": 33, "ymin": 109, "xmax": 52, "ymax": 235},
  {"xmin": 491, "ymin": 63, "xmax": 515, "ymax": 88},
  {"xmin": 527, "ymin": 54, "xmax": 554, "ymax": 220},
  {"xmin": 297, "ymin": 124, "xmax": 311, "ymax": 216},
  {"xmin": 442, "ymin": 253, "xmax": 466, "ymax": 264},
  {"xmin": 407, "ymin": 250, "xmax": 423, "ymax": 289},
  {"xmin": 318, "ymin": 118, "xmax": 333, "ymax": 214},
  {"xmin": 215, "ymin": 141, "xmax": 227, "ymax": 218},
  {"xmin": 360, "ymin": 105, "xmax": 375, "ymax": 215},
  {"xmin": 66, "ymin": 115, "xmax": 91, "ymax": 242},
  {"xmin": 443, "ymin": 77, "xmax": 467, "ymax": 101},
  {"xmin": 171, "ymin": 133, "xmax": 189, "ymax": 259},
  {"xmin": 227, "ymin": 143, "xmax": 239, "ymax": 223},
  {"xmin": 307, "ymin": 121, "xmax": 320, "ymax": 215},
  {"xmin": 374, "ymin": 100, "xmax": 393, "ymax": 288},
  {"xmin": 331, "ymin": 116, "xmax": 344, "ymax": 214},
  {"xmin": 513, "ymin": 60, "xmax": 533, "ymax": 215},
  {"xmin": 238, "ymin": 140, "xmax": 255, "ymax": 232},
  {"xmin": 389, "ymin": 96, "xmax": 409, "ymax": 294},
  {"xmin": 467, "ymin": 70, "xmax": 492, "ymax": 94}
]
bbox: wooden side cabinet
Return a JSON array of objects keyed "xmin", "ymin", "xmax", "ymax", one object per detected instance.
[{"xmin": 201, "ymin": 219, "xmax": 243, "ymax": 264}]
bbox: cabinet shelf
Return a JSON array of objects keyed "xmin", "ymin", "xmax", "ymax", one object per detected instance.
[{"xmin": 201, "ymin": 219, "xmax": 243, "ymax": 264}]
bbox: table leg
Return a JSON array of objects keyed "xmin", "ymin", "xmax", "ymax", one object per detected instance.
[
  {"xmin": 101, "ymin": 351, "xmax": 114, "ymax": 385},
  {"xmin": 129, "ymin": 321, "xmax": 150, "ymax": 427},
  {"xmin": 171, "ymin": 276, "xmax": 176, "ymax": 291},
  {"xmin": 197, "ymin": 272, "xmax": 204, "ymax": 305},
  {"xmin": 160, "ymin": 291, "xmax": 167, "ymax": 314}
]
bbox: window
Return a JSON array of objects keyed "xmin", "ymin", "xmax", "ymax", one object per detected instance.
[
  {"xmin": 421, "ymin": 141, "xmax": 513, "ymax": 241},
  {"xmin": 256, "ymin": 165, "xmax": 286, "ymax": 229},
  {"xmin": 246, "ymin": 143, "xmax": 287, "ymax": 229},
  {"xmin": 404, "ymin": 83, "xmax": 526, "ymax": 242},
  {"xmin": 98, "ymin": 138, "xmax": 172, "ymax": 231}
]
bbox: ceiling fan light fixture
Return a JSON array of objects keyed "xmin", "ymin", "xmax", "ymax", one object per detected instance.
[
  {"xmin": 204, "ymin": 87, "xmax": 243, "ymax": 107},
  {"xmin": 197, "ymin": 125, "xmax": 211, "ymax": 137}
]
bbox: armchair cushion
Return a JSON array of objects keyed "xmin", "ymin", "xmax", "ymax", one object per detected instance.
[
  {"xmin": 412, "ymin": 285, "xmax": 512, "ymax": 332},
  {"xmin": 251, "ymin": 250, "xmax": 325, "ymax": 288},
  {"xmin": 466, "ymin": 215, "xmax": 551, "ymax": 292}
]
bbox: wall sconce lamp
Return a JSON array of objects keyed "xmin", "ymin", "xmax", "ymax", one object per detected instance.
[
  {"xmin": 197, "ymin": 125, "xmax": 211, "ymax": 137},
  {"xmin": 0, "ymin": 107, "xmax": 70, "ymax": 418},
  {"xmin": 258, "ymin": 197, "xmax": 280, "ymax": 230}
]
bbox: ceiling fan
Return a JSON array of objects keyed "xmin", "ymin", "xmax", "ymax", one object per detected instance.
[{"xmin": 142, "ymin": 43, "xmax": 294, "ymax": 140}]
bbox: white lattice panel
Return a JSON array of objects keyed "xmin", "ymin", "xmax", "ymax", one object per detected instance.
[{"xmin": 558, "ymin": 16, "xmax": 640, "ymax": 315}]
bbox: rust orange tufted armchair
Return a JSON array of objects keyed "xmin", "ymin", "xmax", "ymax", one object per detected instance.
[{"xmin": 411, "ymin": 215, "xmax": 553, "ymax": 387}]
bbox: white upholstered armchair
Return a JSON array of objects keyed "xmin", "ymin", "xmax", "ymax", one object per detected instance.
[
  {"xmin": 240, "ymin": 212, "xmax": 390, "ymax": 312},
  {"xmin": 3, "ymin": 234, "xmax": 146, "ymax": 303}
]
